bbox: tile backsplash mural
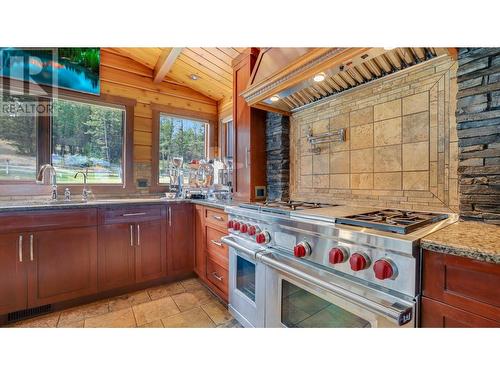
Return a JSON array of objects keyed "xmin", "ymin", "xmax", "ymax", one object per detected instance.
[{"xmin": 290, "ymin": 55, "xmax": 459, "ymax": 212}]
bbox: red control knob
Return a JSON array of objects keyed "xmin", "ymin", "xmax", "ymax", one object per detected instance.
[
  {"xmin": 329, "ymin": 247, "xmax": 349, "ymax": 264},
  {"xmin": 349, "ymin": 253, "xmax": 370, "ymax": 271},
  {"xmin": 227, "ymin": 220, "xmax": 234, "ymax": 229},
  {"xmin": 293, "ymin": 242, "xmax": 311, "ymax": 258},
  {"xmin": 248, "ymin": 226, "xmax": 257, "ymax": 236},
  {"xmin": 240, "ymin": 223, "xmax": 248, "ymax": 233},
  {"xmin": 233, "ymin": 221, "xmax": 241, "ymax": 231},
  {"xmin": 255, "ymin": 231, "xmax": 270, "ymax": 244},
  {"xmin": 373, "ymin": 259, "xmax": 396, "ymax": 280}
]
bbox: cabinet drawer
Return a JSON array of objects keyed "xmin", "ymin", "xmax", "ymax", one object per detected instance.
[
  {"xmin": 100, "ymin": 205, "xmax": 163, "ymax": 224},
  {"xmin": 206, "ymin": 226, "xmax": 228, "ymax": 268},
  {"xmin": 422, "ymin": 250, "xmax": 500, "ymax": 322},
  {"xmin": 206, "ymin": 258, "xmax": 228, "ymax": 295},
  {"xmin": 0, "ymin": 208, "xmax": 97, "ymax": 233},
  {"xmin": 421, "ymin": 297, "xmax": 500, "ymax": 328},
  {"xmin": 205, "ymin": 208, "xmax": 228, "ymax": 230}
]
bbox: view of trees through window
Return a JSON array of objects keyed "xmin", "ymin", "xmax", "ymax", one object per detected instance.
[
  {"xmin": 0, "ymin": 94, "xmax": 37, "ymax": 181},
  {"xmin": 0, "ymin": 95, "xmax": 125, "ymax": 184},
  {"xmin": 159, "ymin": 114, "xmax": 206, "ymax": 183},
  {"xmin": 52, "ymin": 99, "xmax": 124, "ymax": 184}
]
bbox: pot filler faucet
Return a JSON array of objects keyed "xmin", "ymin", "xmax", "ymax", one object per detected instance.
[
  {"xmin": 74, "ymin": 170, "xmax": 91, "ymax": 202},
  {"xmin": 36, "ymin": 164, "xmax": 58, "ymax": 200}
]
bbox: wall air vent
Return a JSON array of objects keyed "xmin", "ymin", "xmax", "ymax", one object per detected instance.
[{"xmin": 7, "ymin": 304, "xmax": 52, "ymax": 323}]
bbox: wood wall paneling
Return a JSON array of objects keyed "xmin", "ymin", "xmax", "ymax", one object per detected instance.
[{"xmin": 100, "ymin": 50, "xmax": 218, "ymax": 162}]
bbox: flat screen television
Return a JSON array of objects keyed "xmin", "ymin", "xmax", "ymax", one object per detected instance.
[{"xmin": 0, "ymin": 47, "xmax": 100, "ymax": 95}]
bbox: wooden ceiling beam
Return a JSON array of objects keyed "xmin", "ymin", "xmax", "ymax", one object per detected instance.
[{"xmin": 153, "ymin": 48, "xmax": 183, "ymax": 84}]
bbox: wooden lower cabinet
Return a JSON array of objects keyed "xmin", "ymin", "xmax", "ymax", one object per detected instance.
[
  {"xmin": 98, "ymin": 223, "xmax": 136, "ymax": 290},
  {"xmin": 135, "ymin": 219, "xmax": 167, "ymax": 282},
  {"xmin": 421, "ymin": 297, "xmax": 500, "ymax": 328},
  {"xmin": 1, "ymin": 226, "xmax": 99, "ymax": 314},
  {"xmin": 421, "ymin": 250, "xmax": 500, "ymax": 327},
  {"xmin": 29, "ymin": 227, "xmax": 98, "ymax": 307},
  {"xmin": 206, "ymin": 257, "xmax": 228, "ymax": 296},
  {"xmin": 193, "ymin": 204, "xmax": 229, "ymax": 302},
  {"xmin": 0, "ymin": 233, "xmax": 28, "ymax": 315},
  {"xmin": 167, "ymin": 204, "xmax": 194, "ymax": 276},
  {"xmin": 0, "ymin": 203, "xmax": 200, "ymax": 320}
]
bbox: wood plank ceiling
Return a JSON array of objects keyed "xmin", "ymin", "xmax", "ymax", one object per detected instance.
[{"xmin": 104, "ymin": 47, "xmax": 245, "ymax": 106}]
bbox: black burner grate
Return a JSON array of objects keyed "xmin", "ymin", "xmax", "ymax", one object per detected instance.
[{"xmin": 336, "ymin": 210, "xmax": 449, "ymax": 234}]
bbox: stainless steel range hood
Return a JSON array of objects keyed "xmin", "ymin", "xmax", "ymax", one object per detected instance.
[{"xmin": 241, "ymin": 47, "xmax": 455, "ymax": 114}]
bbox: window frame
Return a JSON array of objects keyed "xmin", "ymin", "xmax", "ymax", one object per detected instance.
[
  {"xmin": 151, "ymin": 104, "xmax": 216, "ymax": 193},
  {"xmin": 0, "ymin": 79, "xmax": 136, "ymax": 196},
  {"xmin": 219, "ymin": 115, "xmax": 234, "ymax": 159}
]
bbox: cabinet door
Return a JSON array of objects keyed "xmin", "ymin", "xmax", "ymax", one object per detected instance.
[
  {"xmin": 0, "ymin": 233, "xmax": 28, "ymax": 314},
  {"xmin": 28, "ymin": 227, "xmax": 98, "ymax": 307},
  {"xmin": 98, "ymin": 223, "xmax": 136, "ymax": 290},
  {"xmin": 421, "ymin": 297, "xmax": 500, "ymax": 328},
  {"xmin": 136, "ymin": 220, "xmax": 167, "ymax": 282},
  {"xmin": 194, "ymin": 205, "xmax": 206, "ymax": 280},
  {"xmin": 422, "ymin": 250, "xmax": 500, "ymax": 322},
  {"xmin": 167, "ymin": 204, "xmax": 194, "ymax": 276}
]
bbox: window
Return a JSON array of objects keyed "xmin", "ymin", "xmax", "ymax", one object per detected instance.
[
  {"xmin": 0, "ymin": 94, "xmax": 37, "ymax": 181},
  {"xmin": 0, "ymin": 89, "xmax": 132, "ymax": 191},
  {"xmin": 221, "ymin": 119, "xmax": 234, "ymax": 159},
  {"xmin": 158, "ymin": 114, "xmax": 207, "ymax": 184},
  {"xmin": 52, "ymin": 99, "xmax": 125, "ymax": 184}
]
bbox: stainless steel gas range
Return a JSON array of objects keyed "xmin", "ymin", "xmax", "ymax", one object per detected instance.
[{"xmin": 222, "ymin": 200, "xmax": 458, "ymax": 328}]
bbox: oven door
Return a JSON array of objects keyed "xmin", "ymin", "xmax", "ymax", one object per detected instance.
[
  {"xmin": 223, "ymin": 236, "xmax": 266, "ymax": 328},
  {"xmin": 261, "ymin": 252, "xmax": 415, "ymax": 328}
]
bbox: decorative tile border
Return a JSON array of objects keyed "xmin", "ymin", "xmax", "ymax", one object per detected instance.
[{"xmin": 290, "ymin": 56, "xmax": 459, "ymax": 212}]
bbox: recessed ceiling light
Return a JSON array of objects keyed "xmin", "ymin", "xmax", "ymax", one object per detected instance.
[
  {"xmin": 313, "ymin": 73, "xmax": 325, "ymax": 82},
  {"xmin": 189, "ymin": 74, "xmax": 199, "ymax": 80},
  {"xmin": 270, "ymin": 95, "xmax": 280, "ymax": 102},
  {"xmin": 383, "ymin": 47, "xmax": 396, "ymax": 51}
]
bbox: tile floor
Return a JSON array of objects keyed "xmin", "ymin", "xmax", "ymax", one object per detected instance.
[{"xmin": 6, "ymin": 278, "xmax": 242, "ymax": 328}]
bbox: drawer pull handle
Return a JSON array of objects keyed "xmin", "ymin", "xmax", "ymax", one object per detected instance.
[
  {"xmin": 211, "ymin": 272, "xmax": 224, "ymax": 281},
  {"xmin": 137, "ymin": 224, "xmax": 140, "ymax": 246},
  {"xmin": 18, "ymin": 235, "xmax": 23, "ymax": 263},
  {"xmin": 212, "ymin": 215, "xmax": 224, "ymax": 221},
  {"xmin": 210, "ymin": 239, "xmax": 223, "ymax": 247},
  {"xmin": 123, "ymin": 212, "xmax": 147, "ymax": 217},
  {"xmin": 130, "ymin": 225, "xmax": 134, "ymax": 246}
]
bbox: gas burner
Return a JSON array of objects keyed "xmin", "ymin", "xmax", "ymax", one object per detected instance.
[
  {"xmin": 336, "ymin": 209, "xmax": 449, "ymax": 234},
  {"xmin": 239, "ymin": 200, "xmax": 336, "ymax": 215}
]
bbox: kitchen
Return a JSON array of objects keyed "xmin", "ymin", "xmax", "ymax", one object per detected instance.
[
  {"xmin": 2, "ymin": 2, "xmax": 499, "ymax": 374},
  {"xmin": 1, "ymin": 45, "xmax": 497, "ymax": 331}
]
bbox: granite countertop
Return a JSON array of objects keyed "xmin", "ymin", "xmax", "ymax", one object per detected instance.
[
  {"xmin": 421, "ymin": 221, "xmax": 500, "ymax": 264},
  {"xmin": 0, "ymin": 197, "xmax": 236, "ymax": 213}
]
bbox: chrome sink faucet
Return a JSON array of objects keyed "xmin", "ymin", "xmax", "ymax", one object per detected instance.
[
  {"xmin": 36, "ymin": 164, "xmax": 58, "ymax": 200},
  {"xmin": 74, "ymin": 169, "xmax": 91, "ymax": 202}
]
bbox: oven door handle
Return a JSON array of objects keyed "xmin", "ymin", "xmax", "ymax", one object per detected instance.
[
  {"xmin": 260, "ymin": 253, "xmax": 414, "ymax": 326},
  {"xmin": 221, "ymin": 236, "xmax": 263, "ymax": 260}
]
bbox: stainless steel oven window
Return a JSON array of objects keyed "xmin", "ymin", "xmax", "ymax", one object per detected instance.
[
  {"xmin": 280, "ymin": 280, "xmax": 371, "ymax": 328},
  {"xmin": 236, "ymin": 255, "xmax": 256, "ymax": 301}
]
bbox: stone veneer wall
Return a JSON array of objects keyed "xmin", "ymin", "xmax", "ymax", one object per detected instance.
[
  {"xmin": 456, "ymin": 48, "xmax": 500, "ymax": 224},
  {"xmin": 266, "ymin": 112, "xmax": 290, "ymax": 201},
  {"xmin": 290, "ymin": 55, "xmax": 459, "ymax": 211}
]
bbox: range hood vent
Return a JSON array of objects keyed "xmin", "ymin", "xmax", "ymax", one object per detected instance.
[{"xmin": 242, "ymin": 47, "xmax": 455, "ymax": 114}]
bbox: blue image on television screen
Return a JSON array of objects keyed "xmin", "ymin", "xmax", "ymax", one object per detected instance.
[{"xmin": 0, "ymin": 47, "xmax": 100, "ymax": 95}]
